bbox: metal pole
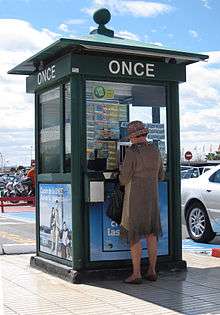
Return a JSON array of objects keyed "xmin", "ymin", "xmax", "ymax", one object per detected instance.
[{"xmin": 0, "ymin": 152, "xmax": 4, "ymax": 173}]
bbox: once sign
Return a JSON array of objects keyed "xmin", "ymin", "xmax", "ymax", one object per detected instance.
[
  {"xmin": 37, "ymin": 65, "xmax": 56, "ymax": 85},
  {"xmin": 185, "ymin": 151, "xmax": 193, "ymax": 161},
  {"xmin": 108, "ymin": 60, "xmax": 155, "ymax": 78}
]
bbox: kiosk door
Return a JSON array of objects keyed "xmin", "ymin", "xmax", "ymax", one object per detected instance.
[{"xmin": 85, "ymin": 80, "xmax": 169, "ymax": 262}]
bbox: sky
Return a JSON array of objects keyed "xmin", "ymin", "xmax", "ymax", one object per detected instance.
[{"xmin": 0, "ymin": 0, "xmax": 220, "ymax": 166}]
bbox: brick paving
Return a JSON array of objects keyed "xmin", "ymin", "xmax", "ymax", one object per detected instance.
[{"xmin": 1, "ymin": 252, "xmax": 220, "ymax": 315}]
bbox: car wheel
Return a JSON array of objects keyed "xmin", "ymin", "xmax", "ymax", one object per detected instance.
[{"xmin": 186, "ymin": 202, "xmax": 216, "ymax": 243}]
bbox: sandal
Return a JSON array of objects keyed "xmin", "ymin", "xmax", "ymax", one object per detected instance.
[
  {"xmin": 145, "ymin": 273, "xmax": 158, "ymax": 281},
  {"xmin": 124, "ymin": 277, "xmax": 142, "ymax": 284}
]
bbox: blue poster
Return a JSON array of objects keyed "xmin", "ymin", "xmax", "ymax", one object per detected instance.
[
  {"xmin": 89, "ymin": 181, "xmax": 169, "ymax": 261},
  {"xmin": 39, "ymin": 183, "xmax": 72, "ymax": 261}
]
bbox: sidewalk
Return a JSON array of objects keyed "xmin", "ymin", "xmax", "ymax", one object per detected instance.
[{"xmin": 1, "ymin": 252, "xmax": 220, "ymax": 315}]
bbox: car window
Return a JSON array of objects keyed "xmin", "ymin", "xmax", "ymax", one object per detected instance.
[{"xmin": 209, "ymin": 170, "xmax": 220, "ymax": 183}]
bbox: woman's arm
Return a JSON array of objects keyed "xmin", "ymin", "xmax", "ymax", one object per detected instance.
[{"xmin": 119, "ymin": 149, "xmax": 134, "ymax": 186}]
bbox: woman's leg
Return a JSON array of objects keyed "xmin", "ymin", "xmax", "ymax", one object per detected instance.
[
  {"xmin": 146, "ymin": 234, "xmax": 157, "ymax": 275},
  {"xmin": 129, "ymin": 239, "xmax": 142, "ymax": 279}
]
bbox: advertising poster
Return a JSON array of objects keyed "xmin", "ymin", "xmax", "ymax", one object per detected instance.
[
  {"xmin": 89, "ymin": 181, "xmax": 169, "ymax": 261},
  {"xmin": 39, "ymin": 183, "xmax": 72, "ymax": 261}
]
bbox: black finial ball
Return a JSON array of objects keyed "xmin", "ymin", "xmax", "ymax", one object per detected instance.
[{"xmin": 93, "ymin": 8, "xmax": 111, "ymax": 26}]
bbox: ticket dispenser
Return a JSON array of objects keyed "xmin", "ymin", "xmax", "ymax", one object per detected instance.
[{"xmin": 8, "ymin": 8, "xmax": 208, "ymax": 279}]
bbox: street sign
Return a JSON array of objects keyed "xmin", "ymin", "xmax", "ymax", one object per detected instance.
[{"xmin": 185, "ymin": 151, "xmax": 193, "ymax": 161}]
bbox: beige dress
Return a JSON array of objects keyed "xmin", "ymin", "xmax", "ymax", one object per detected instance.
[{"xmin": 119, "ymin": 143, "xmax": 164, "ymax": 242}]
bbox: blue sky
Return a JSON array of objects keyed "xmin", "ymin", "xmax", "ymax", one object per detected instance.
[
  {"xmin": 0, "ymin": 0, "xmax": 219, "ymax": 165},
  {"xmin": 0, "ymin": 0, "xmax": 219, "ymax": 51}
]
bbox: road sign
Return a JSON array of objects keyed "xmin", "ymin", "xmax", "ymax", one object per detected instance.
[{"xmin": 185, "ymin": 151, "xmax": 193, "ymax": 161}]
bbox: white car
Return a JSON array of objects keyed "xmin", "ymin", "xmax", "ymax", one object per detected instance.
[{"xmin": 181, "ymin": 165, "xmax": 220, "ymax": 243}]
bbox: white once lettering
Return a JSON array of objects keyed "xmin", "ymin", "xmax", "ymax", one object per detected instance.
[
  {"xmin": 109, "ymin": 60, "xmax": 120, "ymax": 74},
  {"xmin": 37, "ymin": 65, "xmax": 56, "ymax": 85},
  {"xmin": 146, "ymin": 63, "xmax": 155, "ymax": 77},
  {"xmin": 37, "ymin": 73, "xmax": 41, "ymax": 85},
  {"xmin": 42, "ymin": 70, "xmax": 47, "ymax": 83},
  {"xmin": 46, "ymin": 68, "xmax": 52, "ymax": 81},
  {"xmin": 134, "ymin": 63, "xmax": 144, "ymax": 76},
  {"xmin": 122, "ymin": 61, "xmax": 132, "ymax": 75},
  {"xmin": 51, "ymin": 65, "xmax": 56, "ymax": 79}
]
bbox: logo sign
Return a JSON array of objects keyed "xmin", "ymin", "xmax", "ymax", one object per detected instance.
[
  {"xmin": 108, "ymin": 60, "xmax": 155, "ymax": 78},
  {"xmin": 37, "ymin": 65, "xmax": 56, "ymax": 86},
  {"xmin": 93, "ymin": 86, "xmax": 114, "ymax": 99},
  {"xmin": 185, "ymin": 151, "xmax": 193, "ymax": 161}
]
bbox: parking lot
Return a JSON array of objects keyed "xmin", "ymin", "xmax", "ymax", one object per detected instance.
[{"xmin": 1, "ymin": 206, "xmax": 220, "ymax": 256}]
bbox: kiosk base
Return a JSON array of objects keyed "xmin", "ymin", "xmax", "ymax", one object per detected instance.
[{"xmin": 30, "ymin": 256, "xmax": 187, "ymax": 284}]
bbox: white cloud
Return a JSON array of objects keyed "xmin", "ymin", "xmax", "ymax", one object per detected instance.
[
  {"xmin": 115, "ymin": 30, "xmax": 140, "ymax": 41},
  {"xmin": 64, "ymin": 19, "xmax": 85, "ymax": 25},
  {"xmin": 201, "ymin": 0, "xmax": 211, "ymax": 9},
  {"xmin": 180, "ymin": 51, "xmax": 220, "ymax": 150},
  {"xmin": 0, "ymin": 19, "xmax": 58, "ymax": 166},
  {"xmin": 82, "ymin": 0, "xmax": 173, "ymax": 17},
  {"xmin": 149, "ymin": 41, "xmax": 163, "ymax": 46},
  {"xmin": 58, "ymin": 19, "xmax": 85, "ymax": 33},
  {"xmin": 58, "ymin": 23, "xmax": 69, "ymax": 32},
  {"xmin": 189, "ymin": 30, "xmax": 199, "ymax": 38}
]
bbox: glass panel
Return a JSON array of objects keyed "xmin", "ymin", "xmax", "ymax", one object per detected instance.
[
  {"xmin": 86, "ymin": 81, "xmax": 167, "ymax": 171},
  {"xmin": 64, "ymin": 82, "xmax": 71, "ymax": 172},
  {"xmin": 40, "ymin": 87, "xmax": 60, "ymax": 173}
]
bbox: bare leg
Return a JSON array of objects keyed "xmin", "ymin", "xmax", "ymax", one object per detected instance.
[
  {"xmin": 126, "ymin": 239, "xmax": 142, "ymax": 281},
  {"xmin": 146, "ymin": 234, "xmax": 157, "ymax": 276}
]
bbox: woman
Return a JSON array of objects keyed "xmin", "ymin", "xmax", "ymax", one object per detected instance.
[{"xmin": 119, "ymin": 120, "xmax": 164, "ymax": 284}]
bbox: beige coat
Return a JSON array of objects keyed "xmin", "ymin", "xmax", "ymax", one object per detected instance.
[{"xmin": 119, "ymin": 143, "xmax": 164, "ymax": 241}]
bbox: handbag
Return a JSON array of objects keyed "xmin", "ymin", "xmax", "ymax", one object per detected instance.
[{"xmin": 106, "ymin": 183, "xmax": 124, "ymax": 224}]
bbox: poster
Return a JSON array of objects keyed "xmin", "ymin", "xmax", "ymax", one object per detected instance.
[
  {"xmin": 39, "ymin": 183, "xmax": 72, "ymax": 261},
  {"xmin": 89, "ymin": 182, "xmax": 169, "ymax": 261}
]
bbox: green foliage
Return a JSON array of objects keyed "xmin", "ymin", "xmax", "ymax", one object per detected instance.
[{"xmin": 206, "ymin": 151, "xmax": 220, "ymax": 160}]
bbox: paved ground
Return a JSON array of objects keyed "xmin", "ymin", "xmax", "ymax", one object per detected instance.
[
  {"xmin": 0, "ymin": 207, "xmax": 35, "ymax": 254},
  {"xmin": 1, "ymin": 252, "xmax": 220, "ymax": 315}
]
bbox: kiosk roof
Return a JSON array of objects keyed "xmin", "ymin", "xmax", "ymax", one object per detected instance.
[{"xmin": 8, "ymin": 32, "xmax": 209, "ymax": 75}]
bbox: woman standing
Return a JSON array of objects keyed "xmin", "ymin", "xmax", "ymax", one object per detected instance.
[{"xmin": 119, "ymin": 120, "xmax": 164, "ymax": 284}]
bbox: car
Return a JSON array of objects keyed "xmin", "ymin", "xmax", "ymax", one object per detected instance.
[
  {"xmin": 181, "ymin": 165, "xmax": 220, "ymax": 243},
  {"xmin": 181, "ymin": 165, "xmax": 216, "ymax": 180},
  {"xmin": 181, "ymin": 167, "xmax": 200, "ymax": 179}
]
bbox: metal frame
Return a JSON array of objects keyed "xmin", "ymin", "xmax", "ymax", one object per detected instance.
[{"xmin": 81, "ymin": 74, "xmax": 178, "ymax": 269}]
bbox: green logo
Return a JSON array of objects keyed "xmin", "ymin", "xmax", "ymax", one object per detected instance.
[{"xmin": 94, "ymin": 86, "xmax": 105, "ymax": 99}]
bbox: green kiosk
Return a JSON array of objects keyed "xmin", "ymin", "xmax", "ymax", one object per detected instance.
[{"xmin": 9, "ymin": 9, "xmax": 208, "ymax": 281}]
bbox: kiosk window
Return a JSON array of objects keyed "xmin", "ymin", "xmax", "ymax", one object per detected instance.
[
  {"xmin": 39, "ymin": 87, "xmax": 61, "ymax": 173},
  {"xmin": 86, "ymin": 81, "xmax": 167, "ymax": 172},
  {"xmin": 64, "ymin": 82, "xmax": 71, "ymax": 172}
]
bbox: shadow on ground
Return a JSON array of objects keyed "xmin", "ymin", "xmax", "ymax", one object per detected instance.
[{"xmin": 86, "ymin": 266, "xmax": 220, "ymax": 315}]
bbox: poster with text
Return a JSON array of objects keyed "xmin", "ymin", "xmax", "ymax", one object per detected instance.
[
  {"xmin": 39, "ymin": 183, "xmax": 72, "ymax": 261},
  {"xmin": 89, "ymin": 182, "xmax": 168, "ymax": 261}
]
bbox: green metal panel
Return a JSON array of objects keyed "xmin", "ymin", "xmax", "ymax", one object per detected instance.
[
  {"xmin": 35, "ymin": 93, "xmax": 40, "ymax": 255},
  {"xmin": 26, "ymin": 54, "xmax": 71, "ymax": 93},
  {"xmin": 70, "ymin": 75, "xmax": 84, "ymax": 270},
  {"xmin": 38, "ymin": 174, "xmax": 71, "ymax": 182},
  {"xmin": 71, "ymin": 55, "xmax": 186, "ymax": 82},
  {"xmin": 168, "ymin": 82, "xmax": 182, "ymax": 262},
  {"xmin": 60, "ymin": 85, "xmax": 65, "ymax": 174}
]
